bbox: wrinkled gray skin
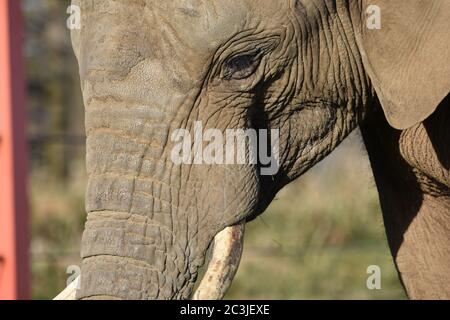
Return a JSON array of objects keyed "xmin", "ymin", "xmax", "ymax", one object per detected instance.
[{"xmin": 71, "ymin": 0, "xmax": 450, "ymax": 299}]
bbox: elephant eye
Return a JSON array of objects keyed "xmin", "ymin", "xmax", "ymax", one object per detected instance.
[{"xmin": 223, "ymin": 52, "xmax": 261, "ymax": 80}]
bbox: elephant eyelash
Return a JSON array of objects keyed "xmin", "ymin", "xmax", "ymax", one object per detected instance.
[{"xmin": 222, "ymin": 50, "xmax": 262, "ymax": 80}]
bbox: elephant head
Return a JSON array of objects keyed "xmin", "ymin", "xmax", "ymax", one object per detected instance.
[{"xmin": 67, "ymin": 0, "xmax": 450, "ymax": 299}]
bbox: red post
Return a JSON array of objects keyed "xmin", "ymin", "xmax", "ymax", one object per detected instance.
[{"xmin": 0, "ymin": 0, "xmax": 30, "ymax": 300}]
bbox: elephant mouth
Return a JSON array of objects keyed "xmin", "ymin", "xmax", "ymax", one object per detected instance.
[{"xmin": 54, "ymin": 222, "xmax": 246, "ymax": 300}]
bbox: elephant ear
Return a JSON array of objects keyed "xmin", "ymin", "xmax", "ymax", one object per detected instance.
[{"xmin": 359, "ymin": 0, "xmax": 450, "ymax": 129}]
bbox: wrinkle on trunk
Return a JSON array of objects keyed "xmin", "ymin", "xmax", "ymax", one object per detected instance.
[{"xmin": 78, "ymin": 125, "xmax": 196, "ymax": 299}]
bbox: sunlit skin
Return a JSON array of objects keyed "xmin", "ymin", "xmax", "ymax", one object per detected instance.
[{"xmin": 70, "ymin": 0, "xmax": 450, "ymax": 299}]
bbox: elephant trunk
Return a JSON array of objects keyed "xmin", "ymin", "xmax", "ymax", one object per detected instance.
[
  {"xmin": 69, "ymin": 106, "xmax": 247, "ymax": 299},
  {"xmin": 75, "ymin": 119, "xmax": 191, "ymax": 299}
]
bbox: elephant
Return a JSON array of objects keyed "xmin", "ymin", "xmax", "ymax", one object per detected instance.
[{"xmin": 64, "ymin": 0, "xmax": 450, "ymax": 300}]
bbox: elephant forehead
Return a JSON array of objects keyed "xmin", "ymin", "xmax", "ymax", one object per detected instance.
[
  {"xmin": 73, "ymin": 0, "xmax": 289, "ymax": 92},
  {"xmin": 76, "ymin": 0, "xmax": 287, "ymax": 51},
  {"xmin": 149, "ymin": 0, "xmax": 286, "ymax": 48}
]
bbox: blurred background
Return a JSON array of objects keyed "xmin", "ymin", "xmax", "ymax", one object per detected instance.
[{"xmin": 20, "ymin": 0, "xmax": 405, "ymax": 299}]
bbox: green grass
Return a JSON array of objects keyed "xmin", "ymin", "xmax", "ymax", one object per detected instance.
[{"xmin": 30, "ymin": 131, "xmax": 406, "ymax": 299}]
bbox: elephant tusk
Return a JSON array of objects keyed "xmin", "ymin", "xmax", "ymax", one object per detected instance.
[
  {"xmin": 53, "ymin": 276, "xmax": 80, "ymax": 300},
  {"xmin": 192, "ymin": 223, "xmax": 245, "ymax": 300}
]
